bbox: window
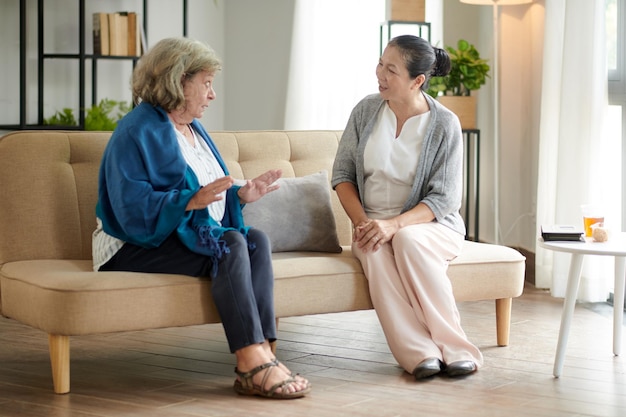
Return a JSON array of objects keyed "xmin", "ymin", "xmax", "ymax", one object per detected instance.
[
  {"xmin": 606, "ymin": 0, "xmax": 625, "ymax": 228},
  {"xmin": 606, "ymin": 0, "xmax": 625, "ymax": 304},
  {"xmin": 606, "ymin": 0, "xmax": 621, "ymax": 80},
  {"xmin": 284, "ymin": 1, "xmax": 385, "ymax": 130}
]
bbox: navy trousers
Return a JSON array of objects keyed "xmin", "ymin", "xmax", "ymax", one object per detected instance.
[{"xmin": 100, "ymin": 228, "xmax": 276, "ymax": 352}]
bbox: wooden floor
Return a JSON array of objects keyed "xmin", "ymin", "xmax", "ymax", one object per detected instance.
[{"xmin": 1, "ymin": 285, "xmax": 625, "ymax": 417}]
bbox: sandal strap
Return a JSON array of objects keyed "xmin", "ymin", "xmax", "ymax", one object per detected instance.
[
  {"xmin": 265, "ymin": 376, "xmax": 298, "ymax": 397},
  {"xmin": 234, "ymin": 361, "xmax": 281, "ymax": 391},
  {"xmin": 234, "ymin": 360, "xmax": 276, "ymax": 380},
  {"xmin": 272, "ymin": 359, "xmax": 306, "ymax": 382}
]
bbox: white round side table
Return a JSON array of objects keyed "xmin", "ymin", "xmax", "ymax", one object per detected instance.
[{"xmin": 537, "ymin": 233, "xmax": 626, "ymax": 377}]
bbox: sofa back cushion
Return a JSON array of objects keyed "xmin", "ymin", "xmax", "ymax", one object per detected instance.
[
  {"xmin": 0, "ymin": 131, "xmax": 110, "ymax": 265},
  {"xmin": 0, "ymin": 130, "xmax": 351, "ymax": 266}
]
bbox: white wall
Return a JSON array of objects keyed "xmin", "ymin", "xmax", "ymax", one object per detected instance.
[{"xmin": 223, "ymin": 0, "xmax": 295, "ymax": 130}]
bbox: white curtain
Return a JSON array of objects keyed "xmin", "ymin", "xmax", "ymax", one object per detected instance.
[
  {"xmin": 535, "ymin": 0, "xmax": 619, "ymax": 301},
  {"xmin": 284, "ymin": 0, "xmax": 385, "ymax": 130}
]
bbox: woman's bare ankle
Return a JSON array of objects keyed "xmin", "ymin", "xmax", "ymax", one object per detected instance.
[{"xmin": 235, "ymin": 343, "xmax": 272, "ymax": 372}]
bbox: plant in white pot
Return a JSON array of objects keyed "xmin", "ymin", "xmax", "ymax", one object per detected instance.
[{"xmin": 426, "ymin": 39, "xmax": 490, "ymax": 129}]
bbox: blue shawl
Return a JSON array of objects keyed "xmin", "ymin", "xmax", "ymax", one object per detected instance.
[{"xmin": 96, "ymin": 102, "xmax": 249, "ymax": 274}]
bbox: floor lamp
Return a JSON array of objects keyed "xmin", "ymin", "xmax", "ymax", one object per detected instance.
[{"xmin": 459, "ymin": 0, "xmax": 532, "ymax": 244}]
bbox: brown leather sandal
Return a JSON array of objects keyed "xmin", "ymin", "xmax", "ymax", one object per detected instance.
[
  {"xmin": 233, "ymin": 361, "xmax": 311, "ymax": 399},
  {"xmin": 272, "ymin": 359, "xmax": 311, "ymax": 387}
]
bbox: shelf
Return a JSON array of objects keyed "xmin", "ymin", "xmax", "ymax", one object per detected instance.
[
  {"xmin": 0, "ymin": 124, "xmax": 84, "ymax": 131},
  {"xmin": 379, "ymin": 20, "xmax": 431, "ymax": 54},
  {"xmin": 43, "ymin": 54, "xmax": 141, "ymax": 60},
  {"xmin": 1, "ymin": 0, "xmax": 188, "ymax": 130}
]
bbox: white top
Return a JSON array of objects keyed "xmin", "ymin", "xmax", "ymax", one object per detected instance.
[
  {"xmin": 174, "ymin": 125, "xmax": 226, "ymax": 222},
  {"xmin": 92, "ymin": 219, "xmax": 125, "ymax": 271},
  {"xmin": 363, "ymin": 102, "xmax": 430, "ymax": 219},
  {"xmin": 92, "ymin": 124, "xmax": 225, "ymax": 271}
]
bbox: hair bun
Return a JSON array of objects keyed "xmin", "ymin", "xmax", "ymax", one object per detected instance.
[{"xmin": 432, "ymin": 47, "xmax": 451, "ymax": 77}]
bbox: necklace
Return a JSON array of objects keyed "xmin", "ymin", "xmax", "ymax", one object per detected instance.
[
  {"xmin": 168, "ymin": 113, "xmax": 192, "ymax": 137},
  {"xmin": 175, "ymin": 124, "xmax": 194, "ymax": 147},
  {"xmin": 185, "ymin": 125, "xmax": 197, "ymax": 149}
]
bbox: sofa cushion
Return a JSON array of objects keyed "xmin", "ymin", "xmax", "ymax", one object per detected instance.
[
  {"xmin": 242, "ymin": 171, "xmax": 342, "ymax": 253},
  {"xmin": 0, "ymin": 251, "xmax": 371, "ymax": 335},
  {"xmin": 448, "ymin": 241, "xmax": 526, "ymax": 301},
  {"xmin": 0, "ymin": 241, "xmax": 525, "ymax": 336}
]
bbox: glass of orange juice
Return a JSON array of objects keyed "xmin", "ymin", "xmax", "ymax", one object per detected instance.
[{"xmin": 581, "ymin": 204, "xmax": 604, "ymax": 238}]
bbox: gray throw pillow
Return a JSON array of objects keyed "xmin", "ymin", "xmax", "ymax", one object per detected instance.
[{"xmin": 242, "ymin": 171, "xmax": 342, "ymax": 253}]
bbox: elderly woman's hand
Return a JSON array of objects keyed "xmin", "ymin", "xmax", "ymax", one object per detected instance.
[
  {"xmin": 186, "ymin": 176, "xmax": 234, "ymax": 210},
  {"xmin": 237, "ymin": 169, "xmax": 283, "ymax": 204}
]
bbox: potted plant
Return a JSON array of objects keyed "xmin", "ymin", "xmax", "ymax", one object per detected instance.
[
  {"xmin": 426, "ymin": 39, "xmax": 490, "ymax": 129},
  {"xmin": 44, "ymin": 99, "xmax": 130, "ymax": 131}
]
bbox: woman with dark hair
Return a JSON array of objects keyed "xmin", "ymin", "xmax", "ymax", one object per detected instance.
[
  {"xmin": 332, "ymin": 35, "xmax": 483, "ymax": 380},
  {"xmin": 93, "ymin": 37, "xmax": 310, "ymax": 399}
]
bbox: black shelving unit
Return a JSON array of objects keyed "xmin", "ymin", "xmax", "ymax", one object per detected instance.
[
  {"xmin": 379, "ymin": 20, "xmax": 431, "ymax": 54},
  {"xmin": 2, "ymin": 0, "xmax": 189, "ymax": 130}
]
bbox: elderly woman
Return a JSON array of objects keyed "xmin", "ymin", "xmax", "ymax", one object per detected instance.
[
  {"xmin": 332, "ymin": 35, "xmax": 483, "ymax": 380},
  {"xmin": 93, "ymin": 37, "xmax": 310, "ymax": 399}
]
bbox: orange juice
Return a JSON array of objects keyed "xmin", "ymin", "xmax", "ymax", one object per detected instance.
[{"xmin": 583, "ymin": 216, "xmax": 604, "ymax": 237}]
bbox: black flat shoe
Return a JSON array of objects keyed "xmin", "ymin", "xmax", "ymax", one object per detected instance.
[
  {"xmin": 445, "ymin": 360, "xmax": 477, "ymax": 377},
  {"xmin": 412, "ymin": 358, "xmax": 443, "ymax": 380}
]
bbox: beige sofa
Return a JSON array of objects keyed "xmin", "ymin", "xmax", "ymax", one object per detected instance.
[{"xmin": 0, "ymin": 130, "xmax": 526, "ymax": 394}]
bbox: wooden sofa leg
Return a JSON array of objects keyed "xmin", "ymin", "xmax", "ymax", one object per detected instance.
[
  {"xmin": 495, "ymin": 298, "xmax": 512, "ymax": 346},
  {"xmin": 495, "ymin": 298, "xmax": 512, "ymax": 347},
  {"xmin": 48, "ymin": 334, "xmax": 70, "ymax": 394}
]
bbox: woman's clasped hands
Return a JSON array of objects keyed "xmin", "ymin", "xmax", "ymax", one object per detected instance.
[{"xmin": 354, "ymin": 218, "xmax": 398, "ymax": 252}]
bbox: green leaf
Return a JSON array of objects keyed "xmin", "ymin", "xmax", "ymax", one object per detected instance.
[
  {"xmin": 457, "ymin": 39, "xmax": 470, "ymax": 52},
  {"xmin": 84, "ymin": 99, "xmax": 130, "ymax": 131},
  {"xmin": 43, "ymin": 108, "xmax": 78, "ymax": 127},
  {"xmin": 428, "ymin": 39, "xmax": 491, "ymax": 96},
  {"xmin": 45, "ymin": 99, "xmax": 131, "ymax": 130}
]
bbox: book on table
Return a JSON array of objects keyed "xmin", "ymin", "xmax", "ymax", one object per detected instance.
[{"xmin": 541, "ymin": 225, "xmax": 585, "ymax": 242}]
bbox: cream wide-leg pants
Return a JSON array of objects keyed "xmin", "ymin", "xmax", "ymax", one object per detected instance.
[{"xmin": 352, "ymin": 222, "xmax": 484, "ymax": 374}]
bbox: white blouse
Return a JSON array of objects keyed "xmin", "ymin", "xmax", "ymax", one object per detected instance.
[
  {"xmin": 174, "ymin": 125, "xmax": 226, "ymax": 223},
  {"xmin": 363, "ymin": 102, "xmax": 431, "ymax": 219}
]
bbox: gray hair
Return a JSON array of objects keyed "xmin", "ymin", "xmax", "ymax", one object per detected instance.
[{"xmin": 131, "ymin": 37, "xmax": 222, "ymax": 111}]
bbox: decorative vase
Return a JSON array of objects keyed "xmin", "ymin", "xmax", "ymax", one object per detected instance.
[{"xmin": 437, "ymin": 96, "xmax": 477, "ymax": 130}]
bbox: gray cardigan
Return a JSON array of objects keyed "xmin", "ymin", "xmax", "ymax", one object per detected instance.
[{"xmin": 331, "ymin": 93, "xmax": 466, "ymax": 236}]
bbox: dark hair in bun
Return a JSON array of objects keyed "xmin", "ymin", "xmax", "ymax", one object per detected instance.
[
  {"xmin": 432, "ymin": 47, "xmax": 451, "ymax": 77},
  {"xmin": 387, "ymin": 35, "xmax": 451, "ymax": 91}
]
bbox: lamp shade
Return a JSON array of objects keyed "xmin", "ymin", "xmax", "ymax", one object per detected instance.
[{"xmin": 460, "ymin": 0, "xmax": 532, "ymax": 4}]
